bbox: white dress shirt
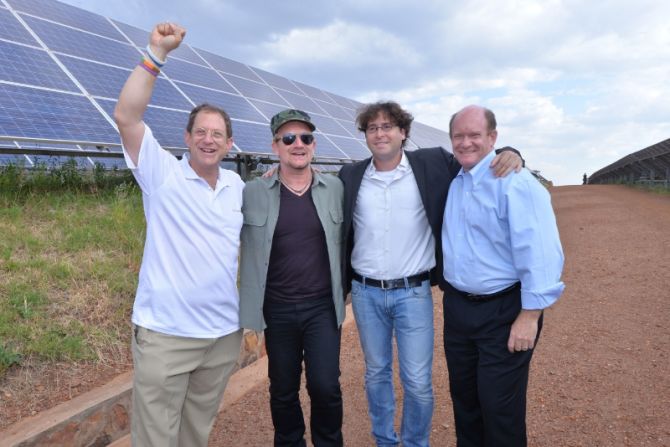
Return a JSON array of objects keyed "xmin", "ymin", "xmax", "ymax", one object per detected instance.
[{"xmin": 351, "ymin": 152, "xmax": 435, "ymax": 280}]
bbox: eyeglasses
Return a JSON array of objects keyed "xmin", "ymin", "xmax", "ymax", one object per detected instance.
[
  {"xmin": 192, "ymin": 127, "xmax": 227, "ymax": 141},
  {"xmin": 365, "ymin": 123, "xmax": 397, "ymax": 135},
  {"xmin": 275, "ymin": 133, "xmax": 315, "ymax": 145}
]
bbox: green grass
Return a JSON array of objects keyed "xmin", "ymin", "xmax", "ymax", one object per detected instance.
[
  {"xmin": 632, "ymin": 183, "xmax": 670, "ymax": 195},
  {"xmin": 0, "ymin": 162, "xmax": 144, "ymax": 376}
]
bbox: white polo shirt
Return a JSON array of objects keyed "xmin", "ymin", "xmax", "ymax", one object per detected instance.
[{"xmin": 124, "ymin": 124, "xmax": 244, "ymax": 338}]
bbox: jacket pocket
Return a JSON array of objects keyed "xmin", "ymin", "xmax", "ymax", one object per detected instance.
[
  {"xmin": 241, "ymin": 209, "xmax": 268, "ymax": 247},
  {"xmin": 243, "ymin": 209, "xmax": 268, "ymax": 226},
  {"xmin": 328, "ymin": 208, "xmax": 343, "ymax": 244}
]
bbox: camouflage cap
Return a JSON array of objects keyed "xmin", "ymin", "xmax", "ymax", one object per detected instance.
[{"xmin": 270, "ymin": 109, "xmax": 316, "ymax": 135}]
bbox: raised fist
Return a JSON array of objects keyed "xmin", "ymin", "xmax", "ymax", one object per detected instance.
[{"xmin": 148, "ymin": 22, "xmax": 186, "ymax": 60}]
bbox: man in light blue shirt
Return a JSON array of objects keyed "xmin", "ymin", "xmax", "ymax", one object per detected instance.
[{"xmin": 441, "ymin": 105, "xmax": 564, "ymax": 447}]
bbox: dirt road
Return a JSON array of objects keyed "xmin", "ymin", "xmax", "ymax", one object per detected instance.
[{"xmin": 210, "ymin": 185, "xmax": 670, "ymax": 446}]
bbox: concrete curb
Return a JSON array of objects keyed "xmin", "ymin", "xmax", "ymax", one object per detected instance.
[
  {"xmin": 0, "ymin": 304, "xmax": 354, "ymax": 447},
  {"xmin": 0, "ymin": 372, "xmax": 133, "ymax": 447}
]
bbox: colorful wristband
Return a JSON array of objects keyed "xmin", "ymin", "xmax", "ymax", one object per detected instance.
[{"xmin": 139, "ymin": 57, "xmax": 160, "ymax": 77}]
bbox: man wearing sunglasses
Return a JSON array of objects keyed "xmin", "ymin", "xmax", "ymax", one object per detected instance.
[
  {"xmin": 339, "ymin": 101, "xmax": 523, "ymax": 447},
  {"xmin": 239, "ymin": 109, "xmax": 345, "ymax": 446}
]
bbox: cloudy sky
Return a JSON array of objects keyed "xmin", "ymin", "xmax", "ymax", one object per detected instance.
[{"xmin": 60, "ymin": 0, "xmax": 670, "ymax": 185}]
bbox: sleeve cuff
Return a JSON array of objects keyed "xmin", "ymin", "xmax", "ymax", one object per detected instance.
[{"xmin": 521, "ymin": 282, "xmax": 565, "ymax": 309}]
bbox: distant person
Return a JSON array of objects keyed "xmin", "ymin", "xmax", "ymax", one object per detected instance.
[
  {"xmin": 114, "ymin": 23, "xmax": 243, "ymax": 447},
  {"xmin": 583, "ymin": 173, "xmax": 588, "ymax": 185},
  {"xmin": 441, "ymin": 105, "xmax": 565, "ymax": 446},
  {"xmin": 239, "ymin": 109, "xmax": 345, "ymax": 446},
  {"xmin": 338, "ymin": 101, "xmax": 523, "ymax": 447}
]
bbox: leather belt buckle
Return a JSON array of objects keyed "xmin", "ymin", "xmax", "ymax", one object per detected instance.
[
  {"xmin": 353, "ymin": 271, "xmax": 429, "ymax": 291},
  {"xmin": 380, "ymin": 279, "xmax": 401, "ymax": 290}
]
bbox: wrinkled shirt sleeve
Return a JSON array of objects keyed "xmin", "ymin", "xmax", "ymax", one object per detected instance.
[{"xmin": 506, "ymin": 176, "xmax": 565, "ymax": 309}]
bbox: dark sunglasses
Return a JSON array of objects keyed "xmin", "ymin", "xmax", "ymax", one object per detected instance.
[{"xmin": 275, "ymin": 133, "xmax": 315, "ymax": 146}]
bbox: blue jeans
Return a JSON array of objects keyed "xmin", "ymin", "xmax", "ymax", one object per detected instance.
[{"xmin": 351, "ymin": 278, "xmax": 434, "ymax": 447}]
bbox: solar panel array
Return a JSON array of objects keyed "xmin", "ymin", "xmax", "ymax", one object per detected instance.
[
  {"xmin": 588, "ymin": 138, "xmax": 670, "ymax": 184},
  {"xmin": 0, "ymin": 0, "xmax": 452, "ymax": 169}
]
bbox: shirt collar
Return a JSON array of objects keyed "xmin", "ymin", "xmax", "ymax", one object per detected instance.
[
  {"xmin": 266, "ymin": 167, "xmax": 322, "ymax": 188},
  {"xmin": 180, "ymin": 152, "xmax": 231, "ymax": 188},
  {"xmin": 365, "ymin": 150, "xmax": 410, "ymax": 178},
  {"xmin": 458, "ymin": 150, "xmax": 496, "ymax": 185}
]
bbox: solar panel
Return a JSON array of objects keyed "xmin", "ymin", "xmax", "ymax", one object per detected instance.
[
  {"xmin": 176, "ymin": 83, "xmax": 266, "ymax": 123},
  {"xmin": 0, "ymin": 0, "xmax": 453, "ymax": 170},
  {"xmin": 88, "ymin": 156, "xmax": 127, "ymax": 169},
  {"xmin": 23, "ymin": 15, "xmax": 138, "ymax": 68},
  {"xmin": 222, "ymin": 74, "xmax": 289, "ymax": 105},
  {"xmin": 324, "ymin": 91, "xmax": 359, "ymax": 110},
  {"xmin": 0, "ymin": 153, "xmax": 28, "ymax": 167},
  {"xmin": 293, "ymin": 81, "xmax": 335, "ymax": 103},
  {"xmin": 6, "ymin": 0, "xmax": 121, "ymax": 40},
  {"xmin": 110, "ymin": 20, "xmax": 148, "ymax": 47},
  {"xmin": 0, "ymin": 84, "xmax": 118, "ymax": 142},
  {"xmin": 250, "ymin": 67, "xmax": 303, "ymax": 95},
  {"xmin": 310, "ymin": 115, "xmax": 355, "ymax": 138},
  {"xmin": 410, "ymin": 121, "xmax": 451, "ymax": 150},
  {"xmin": 60, "ymin": 55, "xmax": 193, "ymax": 109},
  {"xmin": 230, "ymin": 120, "xmax": 272, "ymax": 155},
  {"xmin": 314, "ymin": 135, "xmax": 349, "ymax": 159},
  {"xmin": 313, "ymin": 99, "xmax": 355, "ymax": 121},
  {"xmin": 161, "ymin": 58, "xmax": 234, "ymax": 93},
  {"xmin": 404, "ymin": 139, "xmax": 420, "ymax": 150},
  {"xmin": 31, "ymin": 154, "xmax": 90, "ymax": 168},
  {"xmin": 334, "ymin": 118, "xmax": 360, "ymax": 136},
  {"xmin": 0, "ymin": 40, "xmax": 78, "ymax": 92},
  {"xmin": 279, "ymin": 90, "xmax": 327, "ymax": 116},
  {"xmin": 96, "ymin": 99, "xmax": 186, "ymax": 149},
  {"xmin": 0, "ymin": 7, "xmax": 38, "ymax": 45},
  {"xmin": 58, "ymin": 55, "xmax": 138, "ymax": 98},
  {"xmin": 198, "ymin": 49, "xmax": 263, "ymax": 82},
  {"xmin": 246, "ymin": 99, "xmax": 289, "ymax": 122},
  {"xmin": 326, "ymin": 135, "xmax": 371, "ymax": 159}
]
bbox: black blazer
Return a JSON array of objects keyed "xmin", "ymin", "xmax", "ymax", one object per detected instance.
[{"xmin": 338, "ymin": 147, "xmax": 461, "ymax": 293}]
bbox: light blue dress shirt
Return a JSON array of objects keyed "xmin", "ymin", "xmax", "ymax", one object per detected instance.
[{"xmin": 442, "ymin": 150, "xmax": 565, "ymax": 310}]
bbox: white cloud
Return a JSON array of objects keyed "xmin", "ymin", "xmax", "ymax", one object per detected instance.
[
  {"xmin": 258, "ymin": 20, "xmax": 421, "ymax": 70},
  {"xmin": 444, "ymin": 0, "xmax": 567, "ymax": 44}
]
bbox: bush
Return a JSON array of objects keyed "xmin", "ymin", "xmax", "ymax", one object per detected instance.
[{"xmin": 0, "ymin": 160, "xmax": 136, "ymax": 199}]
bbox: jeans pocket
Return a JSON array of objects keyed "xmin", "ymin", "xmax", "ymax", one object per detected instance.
[
  {"xmin": 351, "ymin": 280, "xmax": 363, "ymax": 297},
  {"xmin": 410, "ymin": 281, "xmax": 432, "ymax": 298}
]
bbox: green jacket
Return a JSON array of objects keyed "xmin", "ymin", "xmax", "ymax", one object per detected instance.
[{"xmin": 239, "ymin": 170, "xmax": 345, "ymax": 331}]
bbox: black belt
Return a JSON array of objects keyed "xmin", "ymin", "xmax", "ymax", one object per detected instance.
[
  {"xmin": 450, "ymin": 282, "xmax": 520, "ymax": 302},
  {"xmin": 352, "ymin": 271, "xmax": 430, "ymax": 290}
]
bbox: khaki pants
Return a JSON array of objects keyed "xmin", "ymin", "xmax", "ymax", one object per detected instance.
[{"xmin": 131, "ymin": 325, "xmax": 242, "ymax": 447}]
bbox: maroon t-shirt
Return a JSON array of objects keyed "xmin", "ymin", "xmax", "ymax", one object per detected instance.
[{"xmin": 264, "ymin": 185, "xmax": 332, "ymax": 303}]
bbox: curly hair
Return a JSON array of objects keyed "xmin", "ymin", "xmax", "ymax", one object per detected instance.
[{"xmin": 356, "ymin": 101, "xmax": 413, "ymax": 147}]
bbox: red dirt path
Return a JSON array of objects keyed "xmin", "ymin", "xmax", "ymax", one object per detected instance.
[{"xmin": 210, "ymin": 185, "xmax": 670, "ymax": 446}]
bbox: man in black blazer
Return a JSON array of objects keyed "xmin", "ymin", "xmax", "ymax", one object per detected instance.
[{"xmin": 338, "ymin": 101, "xmax": 521, "ymax": 447}]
